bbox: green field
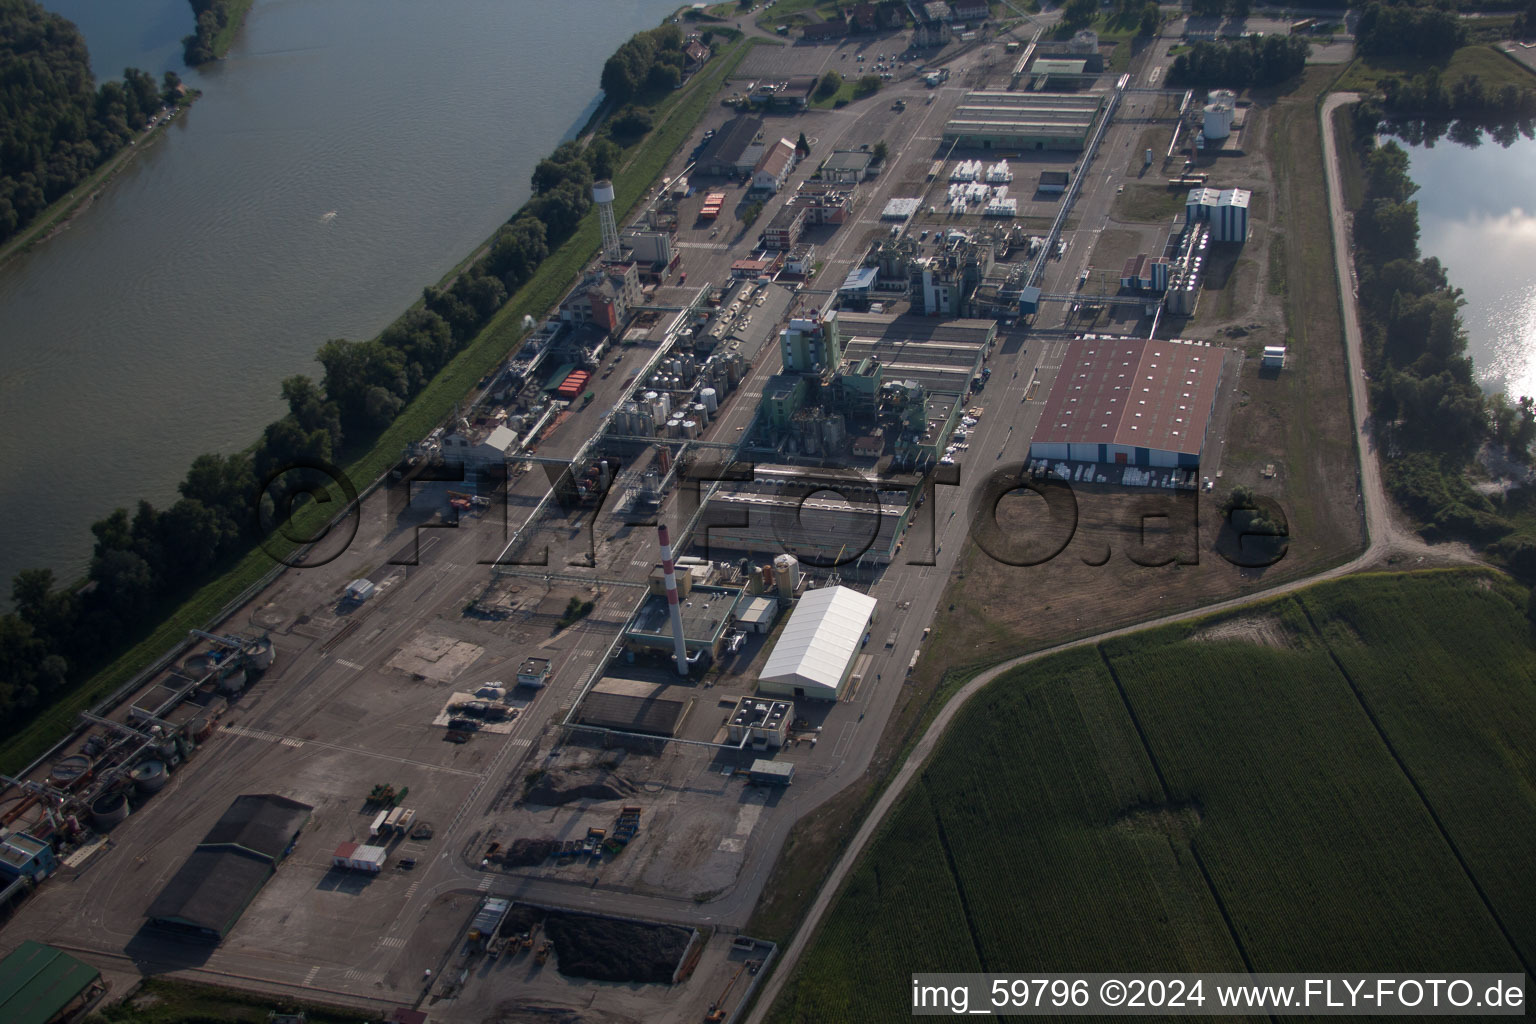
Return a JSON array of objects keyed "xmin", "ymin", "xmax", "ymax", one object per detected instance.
[
  {"xmin": 769, "ymin": 571, "xmax": 1535, "ymax": 1022},
  {"xmin": 1335, "ymin": 43, "xmax": 1536, "ymax": 95}
]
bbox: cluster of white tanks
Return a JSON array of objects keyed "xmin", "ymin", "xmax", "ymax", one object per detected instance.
[
  {"xmin": 1202, "ymin": 89, "xmax": 1237, "ymax": 141},
  {"xmin": 611, "ymin": 352, "xmax": 741, "ymax": 439}
]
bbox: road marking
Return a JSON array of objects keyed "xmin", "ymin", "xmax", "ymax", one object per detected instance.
[
  {"xmin": 508, "ymin": 737, "xmax": 532, "ymax": 750},
  {"xmin": 379, "ymin": 936, "xmax": 407, "ymax": 950},
  {"xmin": 478, "ymin": 875, "xmax": 494, "ymax": 891},
  {"xmin": 335, "ymin": 659, "xmax": 363, "ymax": 670},
  {"xmin": 402, "ymin": 883, "xmax": 420, "ymax": 901},
  {"xmin": 304, "ymin": 965, "xmax": 320, "ymax": 987},
  {"xmin": 224, "ymin": 725, "xmax": 305, "ymax": 748}
]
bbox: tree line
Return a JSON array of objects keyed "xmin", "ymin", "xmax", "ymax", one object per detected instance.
[
  {"xmin": 600, "ymin": 22, "xmax": 687, "ymax": 107},
  {"xmin": 1167, "ymin": 35, "xmax": 1310, "ymax": 88},
  {"xmin": 1355, "ymin": 2, "xmax": 1466, "ymax": 60},
  {"xmin": 0, "ymin": 0, "xmax": 183, "ymax": 243},
  {"xmin": 0, "ymin": 27, "xmax": 672, "ymax": 745},
  {"xmin": 1344, "ymin": 125, "xmax": 1536, "ymax": 558},
  {"xmin": 182, "ymin": 0, "xmax": 242, "ymax": 66}
]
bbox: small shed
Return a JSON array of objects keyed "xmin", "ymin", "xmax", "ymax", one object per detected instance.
[
  {"xmin": 1262, "ymin": 345, "xmax": 1287, "ymax": 369},
  {"xmin": 345, "ymin": 579, "xmax": 375, "ymax": 602},
  {"xmin": 736, "ymin": 595, "xmax": 779, "ymax": 633},
  {"xmin": 332, "ymin": 842, "xmax": 387, "ymax": 873},
  {"xmin": 748, "ymin": 759, "xmax": 796, "ymax": 786}
]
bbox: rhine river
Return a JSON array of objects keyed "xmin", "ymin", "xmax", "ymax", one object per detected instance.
[
  {"xmin": 1402, "ymin": 133, "xmax": 1536, "ymax": 401},
  {"xmin": 0, "ymin": 0, "xmax": 684, "ymax": 600}
]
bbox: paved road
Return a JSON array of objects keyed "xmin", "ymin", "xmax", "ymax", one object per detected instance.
[{"xmin": 745, "ymin": 88, "xmax": 1418, "ymax": 1024}]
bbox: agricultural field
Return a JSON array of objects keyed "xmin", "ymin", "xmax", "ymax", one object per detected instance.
[{"xmin": 768, "ymin": 571, "xmax": 1535, "ymax": 1023}]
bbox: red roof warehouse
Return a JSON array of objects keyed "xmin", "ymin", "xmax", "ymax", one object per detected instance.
[{"xmin": 1028, "ymin": 337, "xmax": 1229, "ymax": 468}]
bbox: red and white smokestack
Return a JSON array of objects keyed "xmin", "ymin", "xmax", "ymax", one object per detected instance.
[{"xmin": 658, "ymin": 523, "xmax": 689, "ymax": 675}]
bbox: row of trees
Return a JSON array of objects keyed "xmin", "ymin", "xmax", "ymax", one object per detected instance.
[
  {"xmin": 599, "ymin": 23, "xmax": 687, "ymax": 106},
  {"xmin": 1346, "ymin": 132, "xmax": 1531, "ymax": 544},
  {"xmin": 182, "ymin": 0, "xmax": 241, "ymax": 66},
  {"xmin": 0, "ymin": 28, "xmax": 668, "ymax": 741},
  {"xmin": 1517, "ymin": 0, "xmax": 1536, "ymax": 39},
  {"xmin": 0, "ymin": 0, "xmax": 183, "ymax": 243},
  {"xmin": 1355, "ymin": 2, "xmax": 1466, "ymax": 60},
  {"xmin": 1167, "ymin": 35, "xmax": 1310, "ymax": 88}
]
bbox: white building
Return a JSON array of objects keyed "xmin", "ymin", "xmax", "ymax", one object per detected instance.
[
  {"xmin": 758, "ymin": 585, "xmax": 878, "ymax": 701},
  {"xmin": 1185, "ymin": 187, "xmax": 1249, "ymax": 243}
]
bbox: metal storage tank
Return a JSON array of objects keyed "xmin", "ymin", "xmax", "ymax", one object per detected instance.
[
  {"xmin": 692, "ymin": 402, "xmax": 709, "ymax": 427},
  {"xmin": 667, "ymin": 416, "xmax": 684, "ymax": 438},
  {"xmin": 773, "ymin": 554, "xmax": 801, "ymax": 598},
  {"xmin": 91, "ymin": 791, "xmax": 131, "ymax": 829},
  {"xmin": 132, "ymin": 760, "xmax": 169, "ymax": 794},
  {"xmin": 1202, "ymin": 94, "xmax": 1235, "ymax": 140},
  {"xmin": 682, "ymin": 419, "xmax": 699, "ymax": 439},
  {"xmin": 49, "ymin": 754, "xmax": 92, "ymax": 788},
  {"xmin": 700, "ymin": 387, "xmax": 718, "ymax": 413}
]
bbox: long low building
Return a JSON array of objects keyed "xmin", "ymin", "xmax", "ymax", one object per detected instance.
[
  {"xmin": 943, "ymin": 91, "xmax": 1105, "ymax": 151},
  {"xmin": 759, "ymin": 585, "xmax": 878, "ymax": 701},
  {"xmin": 577, "ymin": 675, "xmax": 698, "ymax": 737},
  {"xmin": 146, "ymin": 793, "xmax": 313, "ymax": 942},
  {"xmin": 1028, "ymin": 337, "xmax": 1228, "ymax": 468}
]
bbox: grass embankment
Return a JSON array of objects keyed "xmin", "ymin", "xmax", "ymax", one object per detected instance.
[
  {"xmin": 98, "ymin": 978, "xmax": 370, "ymax": 1024},
  {"xmin": 1335, "ymin": 42, "xmax": 1536, "ymax": 95},
  {"xmin": 1111, "ymin": 183, "xmax": 1186, "ymax": 222},
  {"xmin": 768, "ymin": 570, "xmax": 1536, "ymax": 1022},
  {"xmin": 0, "ymin": 36, "xmax": 762, "ymax": 777},
  {"xmin": 210, "ymin": 0, "xmax": 256, "ymax": 59}
]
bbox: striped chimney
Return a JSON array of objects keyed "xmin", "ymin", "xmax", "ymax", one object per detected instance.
[{"xmin": 658, "ymin": 524, "xmax": 689, "ymax": 675}]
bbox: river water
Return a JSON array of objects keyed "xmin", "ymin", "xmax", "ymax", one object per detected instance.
[
  {"xmin": 1401, "ymin": 133, "xmax": 1536, "ymax": 401},
  {"xmin": 0, "ymin": 0, "xmax": 683, "ymax": 599}
]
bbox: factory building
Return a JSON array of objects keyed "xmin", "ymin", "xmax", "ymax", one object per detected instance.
[
  {"xmin": 698, "ymin": 114, "xmax": 765, "ymax": 177},
  {"xmin": 821, "ymin": 150, "xmax": 875, "ymax": 183},
  {"xmin": 758, "ymin": 585, "xmax": 879, "ymax": 701},
  {"xmin": 1185, "ymin": 187, "xmax": 1249, "ymax": 243},
  {"xmin": 728, "ymin": 696, "xmax": 793, "ymax": 748},
  {"xmin": 576, "ymin": 676, "xmax": 697, "ymax": 737},
  {"xmin": 0, "ymin": 832, "xmax": 57, "ymax": 882},
  {"xmin": 1028, "ymin": 337, "xmax": 1228, "ymax": 469},
  {"xmin": 760, "ymin": 204, "xmax": 807, "ymax": 251},
  {"xmin": 943, "ymin": 92, "xmax": 1104, "ymax": 151},
  {"xmin": 0, "ymin": 941, "xmax": 104, "ymax": 1024},
  {"xmin": 622, "ymin": 584, "xmax": 743, "ymax": 661},
  {"xmin": 146, "ymin": 794, "xmax": 313, "ymax": 942},
  {"xmin": 699, "ymin": 467, "xmax": 918, "ymax": 566},
  {"xmin": 779, "ymin": 311, "xmax": 844, "ymax": 375}
]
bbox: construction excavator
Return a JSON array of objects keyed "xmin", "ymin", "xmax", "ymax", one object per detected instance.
[{"xmin": 704, "ymin": 962, "xmax": 748, "ymax": 1022}]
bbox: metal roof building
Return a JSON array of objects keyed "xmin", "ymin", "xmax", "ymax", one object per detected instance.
[
  {"xmin": 758, "ymin": 586, "xmax": 878, "ymax": 701},
  {"xmin": 576, "ymin": 676, "xmax": 697, "ymax": 736},
  {"xmin": 1028, "ymin": 337, "xmax": 1228, "ymax": 468},
  {"xmin": 145, "ymin": 794, "xmax": 313, "ymax": 942},
  {"xmin": 0, "ymin": 941, "xmax": 102, "ymax": 1024},
  {"xmin": 943, "ymin": 91, "xmax": 1104, "ymax": 151}
]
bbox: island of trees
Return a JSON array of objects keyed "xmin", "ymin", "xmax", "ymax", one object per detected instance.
[
  {"xmin": 182, "ymin": 0, "xmax": 252, "ymax": 66},
  {"xmin": 0, "ymin": 0, "xmax": 183, "ymax": 245}
]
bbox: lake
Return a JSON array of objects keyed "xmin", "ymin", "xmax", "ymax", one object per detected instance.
[{"xmin": 1401, "ymin": 131, "xmax": 1536, "ymax": 400}]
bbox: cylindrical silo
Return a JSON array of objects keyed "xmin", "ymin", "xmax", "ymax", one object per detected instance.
[
  {"xmin": 91, "ymin": 791, "xmax": 131, "ymax": 830},
  {"xmin": 133, "ymin": 760, "xmax": 168, "ymax": 794},
  {"xmin": 682, "ymin": 419, "xmax": 699, "ymax": 439},
  {"xmin": 218, "ymin": 663, "xmax": 248, "ymax": 695},
  {"xmin": 700, "ymin": 387, "xmax": 718, "ymax": 413},
  {"xmin": 247, "ymin": 636, "xmax": 275, "ymax": 672},
  {"xmin": 692, "ymin": 402, "xmax": 709, "ymax": 427}
]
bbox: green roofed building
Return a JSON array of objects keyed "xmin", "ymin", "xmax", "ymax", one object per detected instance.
[{"xmin": 0, "ymin": 941, "xmax": 103, "ymax": 1024}]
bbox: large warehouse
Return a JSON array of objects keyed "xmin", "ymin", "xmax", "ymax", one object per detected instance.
[
  {"xmin": 759, "ymin": 585, "xmax": 878, "ymax": 701},
  {"xmin": 576, "ymin": 675, "xmax": 697, "ymax": 737},
  {"xmin": 145, "ymin": 793, "xmax": 313, "ymax": 942},
  {"xmin": 942, "ymin": 91, "xmax": 1104, "ymax": 151},
  {"xmin": 1028, "ymin": 337, "xmax": 1229, "ymax": 468}
]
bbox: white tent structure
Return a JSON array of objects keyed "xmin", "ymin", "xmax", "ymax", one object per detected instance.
[{"xmin": 757, "ymin": 586, "xmax": 878, "ymax": 701}]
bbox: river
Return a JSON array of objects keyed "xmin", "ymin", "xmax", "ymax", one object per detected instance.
[
  {"xmin": 1401, "ymin": 132, "xmax": 1536, "ymax": 401},
  {"xmin": 0, "ymin": 0, "xmax": 684, "ymax": 601}
]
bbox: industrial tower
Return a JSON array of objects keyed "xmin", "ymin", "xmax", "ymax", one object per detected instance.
[{"xmin": 593, "ymin": 179, "xmax": 621, "ymax": 261}]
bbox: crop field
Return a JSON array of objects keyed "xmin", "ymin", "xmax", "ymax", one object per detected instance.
[{"xmin": 768, "ymin": 571, "xmax": 1535, "ymax": 1023}]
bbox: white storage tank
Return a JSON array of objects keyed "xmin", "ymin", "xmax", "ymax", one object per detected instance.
[
  {"xmin": 1202, "ymin": 95, "xmax": 1235, "ymax": 140},
  {"xmin": 700, "ymin": 387, "xmax": 718, "ymax": 413},
  {"xmin": 773, "ymin": 553, "xmax": 801, "ymax": 598}
]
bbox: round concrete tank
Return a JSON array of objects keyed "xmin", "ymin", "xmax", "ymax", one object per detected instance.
[
  {"xmin": 91, "ymin": 791, "xmax": 131, "ymax": 829},
  {"xmin": 218, "ymin": 663, "xmax": 248, "ymax": 695},
  {"xmin": 247, "ymin": 636, "xmax": 275, "ymax": 672},
  {"xmin": 182, "ymin": 652, "xmax": 214, "ymax": 678},
  {"xmin": 192, "ymin": 717, "xmax": 215, "ymax": 743},
  {"xmin": 132, "ymin": 760, "xmax": 168, "ymax": 794},
  {"xmin": 592, "ymin": 179, "xmax": 616, "ymax": 206},
  {"xmin": 49, "ymin": 754, "xmax": 92, "ymax": 788}
]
